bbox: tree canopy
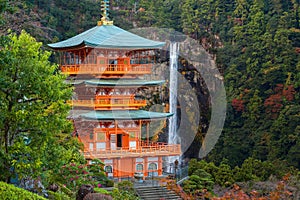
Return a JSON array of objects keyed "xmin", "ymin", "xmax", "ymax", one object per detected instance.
[{"xmin": 0, "ymin": 30, "xmax": 77, "ymax": 182}]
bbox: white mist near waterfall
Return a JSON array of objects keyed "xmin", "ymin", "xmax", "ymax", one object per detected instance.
[{"xmin": 166, "ymin": 42, "xmax": 180, "ymax": 172}]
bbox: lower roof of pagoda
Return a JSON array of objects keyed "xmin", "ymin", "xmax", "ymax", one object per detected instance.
[
  {"xmin": 81, "ymin": 110, "xmax": 173, "ymax": 120},
  {"xmin": 65, "ymin": 79, "xmax": 165, "ymax": 87}
]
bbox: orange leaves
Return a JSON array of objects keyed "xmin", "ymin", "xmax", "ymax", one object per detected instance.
[
  {"xmin": 264, "ymin": 93, "xmax": 283, "ymax": 113},
  {"xmin": 211, "ymin": 175, "xmax": 294, "ymax": 200},
  {"xmin": 232, "ymin": 98, "xmax": 245, "ymax": 112},
  {"xmin": 264, "ymin": 84, "xmax": 296, "ymax": 117},
  {"xmin": 282, "ymin": 85, "xmax": 296, "ymax": 101}
]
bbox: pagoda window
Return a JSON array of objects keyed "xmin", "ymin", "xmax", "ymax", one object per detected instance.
[
  {"xmin": 148, "ymin": 163, "xmax": 158, "ymax": 170},
  {"xmin": 83, "ymin": 49, "xmax": 95, "ymax": 64},
  {"xmin": 129, "ymin": 132, "xmax": 135, "ymax": 138},
  {"xmin": 64, "ymin": 52, "xmax": 70, "ymax": 65},
  {"xmin": 70, "ymin": 52, "xmax": 75, "ymax": 65},
  {"xmin": 96, "ymin": 142, "xmax": 105, "ymax": 150},
  {"xmin": 130, "ymin": 141, "xmax": 136, "ymax": 149},
  {"xmin": 89, "ymin": 132, "xmax": 94, "ymax": 140},
  {"xmin": 96, "ymin": 132, "xmax": 106, "ymax": 141},
  {"xmin": 98, "ymin": 58, "xmax": 106, "ymax": 65},
  {"xmin": 89, "ymin": 143, "xmax": 94, "ymax": 151},
  {"xmin": 104, "ymin": 166, "xmax": 112, "ymax": 173},
  {"xmin": 80, "ymin": 51, "xmax": 85, "ymax": 63},
  {"xmin": 75, "ymin": 51, "xmax": 80, "ymax": 64},
  {"xmin": 136, "ymin": 164, "xmax": 143, "ymax": 171}
]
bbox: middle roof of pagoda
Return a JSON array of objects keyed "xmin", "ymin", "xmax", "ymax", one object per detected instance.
[
  {"xmin": 65, "ymin": 79, "xmax": 165, "ymax": 87},
  {"xmin": 48, "ymin": 25, "xmax": 165, "ymax": 50}
]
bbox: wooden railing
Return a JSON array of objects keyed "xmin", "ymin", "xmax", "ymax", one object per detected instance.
[
  {"xmin": 60, "ymin": 64, "xmax": 152, "ymax": 75},
  {"xmin": 83, "ymin": 143, "xmax": 181, "ymax": 159},
  {"xmin": 68, "ymin": 99, "xmax": 147, "ymax": 110}
]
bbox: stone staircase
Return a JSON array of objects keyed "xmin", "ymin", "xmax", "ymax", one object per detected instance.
[{"xmin": 135, "ymin": 186, "xmax": 182, "ymax": 200}]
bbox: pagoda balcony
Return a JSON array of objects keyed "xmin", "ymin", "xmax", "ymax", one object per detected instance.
[
  {"xmin": 68, "ymin": 99, "xmax": 147, "ymax": 110},
  {"xmin": 60, "ymin": 64, "xmax": 152, "ymax": 75},
  {"xmin": 83, "ymin": 142, "xmax": 181, "ymax": 159}
]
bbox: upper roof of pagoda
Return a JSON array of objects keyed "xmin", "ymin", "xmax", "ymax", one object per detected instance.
[{"xmin": 48, "ymin": 25, "xmax": 165, "ymax": 50}]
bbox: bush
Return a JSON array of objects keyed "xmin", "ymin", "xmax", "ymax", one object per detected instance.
[
  {"xmin": 0, "ymin": 181, "xmax": 46, "ymax": 200},
  {"xmin": 56, "ymin": 183, "xmax": 74, "ymax": 198},
  {"xmin": 111, "ymin": 188, "xmax": 139, "ymax": 200},
  {"xmin": 105, "ymin": 179, "xmax": 114, "ymax": 187},
  {"xmin": 47, "ymin": 190, "xmax": 72, "ymax": 200},
  {"xmin": 117, "ymin": 180, "xmax": 133, "ymax": 192},
  {"xmin": 93, "ymin": 187, "xmax": 110, "ymax": 195}
]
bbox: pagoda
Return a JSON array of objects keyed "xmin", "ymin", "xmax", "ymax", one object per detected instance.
[{"xmin": 48, "ymin": 0, "xmax": 180, "ymax": 179}]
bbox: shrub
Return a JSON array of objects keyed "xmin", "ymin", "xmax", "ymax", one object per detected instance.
[
  {"xmin": 56, "ymin": 183, "xmax": 74, "ymax": 198},
  {"xmin": 0, "ymin": 181, "xmax": 46, "ymax": 200},
  {"xmin": 55, "ymin": 159, "xmax": 107, "ymax": 192},
  {"xmin": 117, "ymin": 180, "xmax": 133, "ymax": 192},
  {"xmin": 93, "ymin": 187, "xmax": 110, "ymax": 195},
  {"xmin": 47, "ymin": 190, "xmax": 72, "ymax": 200},
  {"xmin": 105, "ymin": 179, "xmax": 114, "ymax": 187},
  {"xmin": 111, "ymin": 188, "xmax": 139, "ymax": 200}
]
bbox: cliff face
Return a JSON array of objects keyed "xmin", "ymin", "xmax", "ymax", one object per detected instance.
[{"xmin": 142, "ymin": 35, "xmax": 224, "ymax": 159}]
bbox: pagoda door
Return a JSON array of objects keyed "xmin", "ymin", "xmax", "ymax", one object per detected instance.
[
  {"xmin": 122, "ymin": 133, "xmax": 129, "ymax": 149},
  {"xmin": 116, "ymin": 132, "xmax": 129, "ymax": 149}
]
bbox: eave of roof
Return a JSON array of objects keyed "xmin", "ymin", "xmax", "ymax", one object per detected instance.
[
  {"xmin": 81, "ymin": 110, "xmax": 173, "ymax": 120},
  {"xmin": 64, "ymin": 79, "xmax": 165, "ymax": 86},
  {"xmin": 85, "ymin": 79, "xmax": 165, "ymax": 87}
]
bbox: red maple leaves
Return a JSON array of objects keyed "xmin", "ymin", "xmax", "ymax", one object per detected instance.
[{"xmin": 264, "ymin": 84, "xmax": 296, "ymax": 114}]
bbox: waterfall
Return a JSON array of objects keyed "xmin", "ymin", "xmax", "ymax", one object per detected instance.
[{"xmin": 166, "ymin": 42, "xmax": 180, "ymax": 173}]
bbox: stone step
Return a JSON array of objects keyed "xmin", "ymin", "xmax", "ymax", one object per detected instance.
[{"xmin": 135, "ymin": 186, "xmax": 182, "ymax": 200}]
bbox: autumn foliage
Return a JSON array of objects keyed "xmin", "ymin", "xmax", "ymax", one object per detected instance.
[
  {"xmin": 211, "ymin": 174, "xmax": 294, "ymax": 200},
  {"xmin": 232, "ymin": 98, "xmax": 245, "ymax": 112},
  {"xmin": 264, "ymin": 84, "xmax": 296, "ymax": 116}
]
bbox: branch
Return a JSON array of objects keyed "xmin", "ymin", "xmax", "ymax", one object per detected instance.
[{"xmin": 18, "ymin": 97, "xmax": 41, "ymax": 104}]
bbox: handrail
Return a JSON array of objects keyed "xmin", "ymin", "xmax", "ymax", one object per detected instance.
[
  {"xmin": 60, "ymin": 63, "xmax": 152, "ymax": 74},
  {"xmin": 83, "ymin": 143, "xmax": 181, "ymax": 158},
  {"xmin": 68, "ymin": 99, "xmax": 147, "ymax": 109},
  {"xmin": 96, "ymin": 95, "xmax": 134, "ymax": 99}
]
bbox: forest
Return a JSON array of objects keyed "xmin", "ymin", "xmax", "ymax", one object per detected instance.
[{"xmin": 0, "ymin": 0, "xmax": 299, "ymax": 199}]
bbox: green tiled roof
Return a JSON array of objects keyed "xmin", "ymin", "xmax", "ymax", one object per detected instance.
[
  {"xmin": 64, "ymin": 79, "xmax": 85, "ymax": 85},
  {"xmin": 85, "ymin": 79, "xmax": 165, "ymax": 86},
  {"xmin": 81, "ymin": 110, "xmax": 173, "ymax": 120},
  {"xmin": 48, "ymin": 25, "xmax": 165, "ymax": 50}
]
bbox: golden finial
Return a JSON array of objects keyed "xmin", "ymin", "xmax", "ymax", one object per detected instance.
[{"xmin": 98, "ymin": 0, "xmax": 113, "ymax": 26}]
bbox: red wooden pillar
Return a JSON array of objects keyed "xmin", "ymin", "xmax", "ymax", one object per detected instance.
[{"xmin": 158, "ymin": 157, "xmax": 163, "ymax": 176}]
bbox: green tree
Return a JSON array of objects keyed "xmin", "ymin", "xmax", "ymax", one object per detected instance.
[
  {"xmin": 0, "ymin": 31, "xmax": 73, "ymax": 182},
  {"xmin": 234, "ymin": 157, "xmax": 275, "ymax": 182},
  {"xmin": 181, "ymin": 0, "xmax": 216, "ymax": 39},
  {"xmin": 214, "ymin": 162, "xmax": 234, "ymax": 187}
]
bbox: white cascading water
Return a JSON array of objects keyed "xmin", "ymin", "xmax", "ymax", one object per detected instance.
[{"xmin": 167, "ymin": 42, "xmax": 180, "ymax": 173}]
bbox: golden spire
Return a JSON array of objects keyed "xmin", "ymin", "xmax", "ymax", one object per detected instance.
[{"xmin": 98, "ymin": 0, "xmax": 113, "ymax": 26}]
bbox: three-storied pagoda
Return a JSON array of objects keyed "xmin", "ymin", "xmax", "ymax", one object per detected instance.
[{"xmin": 48, "ymin": 0, "xmax": 180, "ymax": 179}]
